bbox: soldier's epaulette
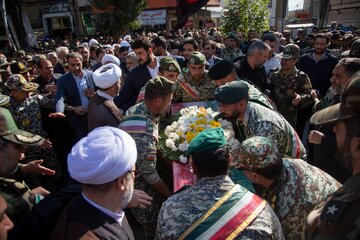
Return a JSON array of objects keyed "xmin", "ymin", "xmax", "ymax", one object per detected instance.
[
  {"xmin": 320, "ymin": 189, "xmax": 360, "ymax": 224},
  {"xmin": 119, "ymin": 114, "xmax": 149, "ymax": 134}
]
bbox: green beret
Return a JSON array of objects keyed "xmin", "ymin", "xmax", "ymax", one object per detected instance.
[
  {"xmin": 189, "ymin": 51, "xmax": 206, "ymax": 65},
  {"xmin": 145, "ymin": 76, "xmax": 176, "ymax": 95},
  {"xmin": 208, "ymin": 60, "xmax": 234, "ymax": 80},
  {"xmin": 187, "ymin": 127, "xmax": 226, "ymax": 156},
  {"xmin": 237, "ymin": 136, "xmax": 281, "ymax": 169},
  {"xmin": 160, "ymin": 57, "xmax": 181, "ymax": 73},
  {"xmin": 215, "ymin": 81, "xmax": 249, "ymax": 104}
]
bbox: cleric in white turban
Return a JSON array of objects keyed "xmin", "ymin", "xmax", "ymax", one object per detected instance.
[
  {"xmin": 51, "ymin": 126, "xmax": 139, "ymax": 239},
  {"xmin": 67, "ymin": 126, "xmax": 137, "ymax": 184},
  {"xmin": 93, "ymin": 63, "xmax": 122, "ymax": 89},
  {"xmin": 101, "ymin": 54, "xmax": 120, "ymax": 67},
  {"xmin": 87, "ymin": 64, "xmax": 124, "ymax": 131}
]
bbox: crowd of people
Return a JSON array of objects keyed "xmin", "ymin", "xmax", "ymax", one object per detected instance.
[{"xmin": 0, "ymin": 21, "xmax": 360, "ymax": 239}]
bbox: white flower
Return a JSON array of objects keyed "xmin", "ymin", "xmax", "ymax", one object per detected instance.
[
  {"xmin": 178, "ymin": 142, "xmax": 189, "ymax": 152},
  {"xmin": 179, "ymin": 155, "xmax": 188, "ymax": 163},
  {"xmin": 165, "ymin": 139, "xmax": 177, "ymax": 151}
]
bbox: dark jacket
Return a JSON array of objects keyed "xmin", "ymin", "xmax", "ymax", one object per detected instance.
[
  {"xmin": 235, "ymin": 56, "xmax": 267, "ymax": 92},
  {"xmin": 297, "ymin": 51, "xmax": 338, "ymax": 97},
  {"xmin": 114, "ymin": 64, "xmax": 152, "ymax": 112},
  {"xmin": 54, "ymin": 70, "xmax": 95, "ymax": 140},
  {"xmin": 51, "ymin": 194, "xmax": 134, "ymax": 240}
]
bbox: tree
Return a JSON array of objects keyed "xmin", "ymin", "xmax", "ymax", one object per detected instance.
[
  {"xmin": 221, "ymin": 0, "xmax": 270, "ymax": 38},
  {"xmin": 89, "ymin": 0, "xmax": 147, "ymax": 39}
]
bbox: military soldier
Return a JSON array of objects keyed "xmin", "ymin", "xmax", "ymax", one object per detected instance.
[
  {"xmin": 0, "ymin": 107, "xmax": 53, "ymax": 222},
  {"xmin": 304, "ymin": 71, "xmax": 360, "ymax": 239},
  {"xmin": 156, "ymin": 128, "xmax": 284, "ymax": 239},
  {"xmin": 221, "ymin": 33, "xmax": 243, "ymax": 61},
  {"xmin": 136, "ymin": 57, "xmax": 181, "ymax": 103},
  {"xmin": 269, "ymin": 44, "xmax": 314, "ymax": 127},
  {"xmin": 5, "ymin": 74, "xmax": 59, "ymax": 191},
  {"xmin": 236, "ymin": 136, "xmax": 340, "ymax": 239},
  {"xmin": 118, "ymin": 76, "xmax": 175, "ymax": 240},
  {"xmin": 173, "ymin": 52, "xmax": 216, "ymax": 103},
  {"xmin": 209, "ymin": 59, "xmax": 274, "ymax": 110},
  {"xmin": 215, "ymin": 80, "xmax": 307, "ymax": 159}
]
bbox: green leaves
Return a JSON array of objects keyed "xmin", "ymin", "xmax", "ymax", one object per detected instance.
[
  {"xmin": 90, "ymin": 0, "xmax": 147, "ymax": 38},
  {"xmin": 221, "ymin": 0, "xmax": 270, "ymax": 38}
]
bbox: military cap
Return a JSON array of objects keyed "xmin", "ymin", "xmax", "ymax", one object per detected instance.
[
  {"xmin": 208, "ymin": 60, "xmax": 234, "ymax": 80},
  {"xmin": 189, "ymin": 51, "xmax": 206, "ymax": 65},
  {"xmin": 10, "ymin": 61, "xmax": 30, "ymax": 74},
  {"xmin": 0, "ymin": 94, "xmax": 9, "ymax": 106},
  {"xmin": 310, "ymin": 71, "xmax": 360, "ymax": 125},
  {"xmin": 145, "ymin": 76, "xmax": 175, "ymax": 95},
  {"xmin": 283, "ymin": 30, "xmax": 291, "ymax": 36},
  {"xmin": 0, "ymin": 58, "xmax": 9, "ymax": 68},
  {"xmin": 5, "ymin": 74, "xmax": 38, "ymax": 92},
  {"xmin": 349, "ymin": 39, "xmax": 360, "ymax": 58},
  {"xmin": 16, "ymin": 50, "xmax": 26, "ymax": 57},
  {"xmin": 225, "ymin": 32, "xmax": 239, "ymax": 41},
  {"xmin": 236, "ymin": 136, "xmax": 281, "ymax": 170},
  {"xmin": 159, "ymin": 57, "xmax": 181, "ymax": 73},
  {"xmin": 187, "ymin": 127, "xmax": 226, "ymax": 156},
  {"xmin": 24, "ymin": 55, "xmax": 34, "ymax": 62},
  {"xmin": 0, "ymin": 107, "xmax": 44, "ymax": 146},
  {"xmin": 279, "ymin": 44, "xmax": 300, "ymax": 59},
  {"xmin": 214, "ymin": 81, "xmax": 249, "ymax": 104}
]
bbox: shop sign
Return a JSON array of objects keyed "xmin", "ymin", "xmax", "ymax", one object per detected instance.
[
  {"xmin": 43, "ymin": 0, "xmax": 70, "ymax": 14},
  {"xmin": 140, "ymin": 10, "xmax": 167, "ymax": 25}
]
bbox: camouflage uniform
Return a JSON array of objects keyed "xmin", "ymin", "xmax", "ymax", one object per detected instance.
[
  {"xmin": 7, "ymin": 95, "xmax": 60, "ymax": 191},
  {"xmin": 221, "ymin": 47, "xmax": 243, "ymax": 62},
  {"xmin": 240, "ymin": 101, "xmax": 307, "ymax": 159},
  {"xmin": 173, "ymin": 70, "xmax": 216, "ymax": 103},
  {"xmin": 262, "ymin": 159, "xmax": 341, "ymax": 239},
  {"xmin": 237, "ymin": 136, "xmax": 341, "ymax": 240},
  {"xmin": 304, "ymin": 174, "xmax": 360, "ymax": 239},
  {"xmin": 155, "ymin": 175, "xmax": 284, "ymax": 239},
  {"xmin": 0, "ymin": 177, "xmax": 39, "ymax": 221},
  {"xmin": 269, "ymin": 67, "xmax": 313, "ymax": 127},
  {"xmin": 119, "ymin": 102, "xmax": 166, "ymax": 240},
  {"xmin": 237, "ymin": 78, "xmax": 274, "ymax": 110}
]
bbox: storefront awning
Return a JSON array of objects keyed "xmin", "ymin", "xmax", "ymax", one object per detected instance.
[{"xmin": 139, "ymin": 9, "xmax": 167, "ymax": 25}]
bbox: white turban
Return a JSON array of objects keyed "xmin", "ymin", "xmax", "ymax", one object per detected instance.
[
  {"xmin": 120, "ymin": 41, "xmax": 131, "ymax": 48},
  {"xmin": 93, "ymin": 63, "xmax": 122, "ymax": 89},
  {"xmin": 123, "ymin": 35, "xmax": 131, "ymax": 41},
  {"xmin": 68, "ymin": 127, "xmax": 137, "ymax": 185},
  {"xmin": 101, "ymin": 54, "xmax": 120, "ymax": 66},
  {"xmin": 89, "ymin": 39, "xmax": 99, "ymax": 48}
]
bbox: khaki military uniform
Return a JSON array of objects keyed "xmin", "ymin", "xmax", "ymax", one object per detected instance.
[
  {"xmin": 156, "ymin": 175, "xmax": 284, "ymax": 239},
  {"xmin": 269, "ymin": 67, "xmax": 313, "ymax": 127},
  {"xmin": 238, "ymin": 101, "xmax": 307, "ymax": 159},
  {"xmin": 118, "ymin": 102, "xmax": 165, "ymax": 240},
  {"xmin": 0, "ymin": 177, "xmax": 39, "ymax": 221},
  {"xmin": 260, "ymin": 158, "xmax": 341, "ymax": 239},
  {"xmin": 221, "ymin": 47, "xmax": 243, "ymax": 62},
  {"xmin": 304, "ymin": 174, "xmax": 360, "ymax": 240},
  {"xmin": 173, "ymin": 70, "xmax": 216, "ymax": 103}
]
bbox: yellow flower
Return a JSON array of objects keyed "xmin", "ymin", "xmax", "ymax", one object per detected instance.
[
  {"xmin": 195, "ymin": 126, "xmax": 204, "ymax": 132},
  {"xmin": 189, "ymin": 123, "xmax": 196, "ymax": 129},
  {"xmin": 186, "ymin": 131, "xmax": 196, "ymax": 143},
  {"xmin": 208, "ymin": 120, "xmax": 221, "ymax": 127},
  {"xmin": 195, "ymin": 118, "xmax": 206, "ymax": 125}
]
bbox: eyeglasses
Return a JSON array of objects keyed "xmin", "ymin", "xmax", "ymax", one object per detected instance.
[{"xmin": 127, "ymin": 169, "xmax": 141, "ymax": 178}]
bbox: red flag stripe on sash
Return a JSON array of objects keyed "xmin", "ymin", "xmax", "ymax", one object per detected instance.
[{"xmin": 210, "ymin": 194, "xmax": 266, "ymax": 240}]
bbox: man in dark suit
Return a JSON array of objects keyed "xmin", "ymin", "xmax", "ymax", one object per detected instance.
[
  {"xmin": 151, "ymin": 36, "xmax": 184, "ymax": 67},
  {"xmin": 50, "ymin": 52, "xmax": 95, "ymax": 141},
  {"xmin": 114, "ymin": 38, "xmax": 159, "ymax": 113},
  {"xmin": 202, "ymin": 40, "xmax": 222, "ymax": 69}
]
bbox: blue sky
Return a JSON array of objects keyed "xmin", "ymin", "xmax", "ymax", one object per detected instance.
[{"xmin": 288, "ymin": 0, "xmax": 304, "ymax": 10}]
